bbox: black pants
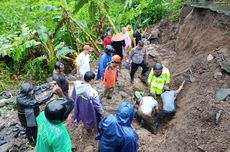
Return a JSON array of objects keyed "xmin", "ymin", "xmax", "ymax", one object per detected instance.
[
  {"xmin": 95, "ymin": 110, "xmax": 102, "ymax": 131},
  {"xmin": 25, "ymin": 126, "xmax": 37, "ymax": 145},
  {"xmin": 154, "ymin": 110, "xmax": 175, "ymax": 129},
  {"xmin": 130, "ymin": 61, "xmax": 149, "ymax": 81}
]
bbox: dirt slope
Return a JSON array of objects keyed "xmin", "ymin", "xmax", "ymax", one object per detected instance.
[
  {"xmin": 155, "ymin": 7, "xmax": 230, "ymax": 152},
  {"xmin": 68, "ymin": 6, "xmax": 230, "ymax": 152}
]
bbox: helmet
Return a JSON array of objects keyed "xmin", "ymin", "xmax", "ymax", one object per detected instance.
[
  {"xmin": 45, "ymin": 98, "xmax": 74, "ymax": 123},
  {"xmin": 105, "ymin": 45, "xmax": 115, "ymax": 54},
  {"xmin": 153, "ymin": 63, "xmax": 163, "ymax": 77},
  {"xmin": 153, "ymin": 63, "xmax": 163, "ymax": 70},
  {"xmin": 138, "ymin": 40, "xmax": 144, "ymax": 47},
  {"xmin": 112, "ymin": 55, "xmax": 121, "ymax": 63},
  {"xmin": 19, "ymin": 83, "xmax": 33, "ymax": 94}
]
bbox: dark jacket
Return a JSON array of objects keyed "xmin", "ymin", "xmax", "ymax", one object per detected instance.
[
  {"xmin": 53, "ymin": 71, "xmax": 69, "ymax": 97},
  {"xmin": 16, "ymin": 83, "xmax": 54, "ymax": 127}
]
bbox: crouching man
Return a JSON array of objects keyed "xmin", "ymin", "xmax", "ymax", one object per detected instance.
[
  {"xmin": 134, "ymin": 92, "xmax": 159, "ymax": 132},
  {"xmin": 136, "ymin": 95, "xmax": 159, "ymax": 124},
  {"xmin": 150, "ymin": 81, "xmax": 185, "ymax": 134}
]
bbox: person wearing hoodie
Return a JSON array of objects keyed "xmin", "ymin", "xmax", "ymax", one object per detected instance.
[
  {"xmin": 16, "ymin": 82, "xmax": 61, "ymax": 145},
  {"xmin": 72, "ymin": 71, "xmax": 105, "ymax": 131},
  {"xmin": 96, "ymin": 102, "xmax": 138, "ymax": 152},
  {"xmin": 96, "ymin": 45, "xmax": 115, "ymax": 80}
]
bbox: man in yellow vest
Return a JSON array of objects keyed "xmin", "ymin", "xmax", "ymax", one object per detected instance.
[{"xmin": 148, "ymin": 63, "xmax": 170, "ymax": 96}]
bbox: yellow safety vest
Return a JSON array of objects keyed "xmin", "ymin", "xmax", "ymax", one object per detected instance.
[{"xmin": 148, "ymin": 66, "xmax": 170, "ymax": 95}]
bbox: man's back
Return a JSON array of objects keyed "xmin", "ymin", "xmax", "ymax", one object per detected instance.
[
  {"xmin": 139, "ymin": 96, "xmax": 158, "ymax": 116},
  {"xmin": 98, "ymin": 102, "xmax": 138, "ymax": 152},
  {"xmin": 99, "ymin": 114, "xmax": 138, "ymax": 152},
  {"xmin": 161, "ymin": 90, "xmax": 176, "ymax": 112},
  {"xmin": 72, "ymin": 81, "xmax": 101, "ymax": 129},
  {"xmin": 76, "ymin": 52, "xmax": 90, "ymax": 76}
]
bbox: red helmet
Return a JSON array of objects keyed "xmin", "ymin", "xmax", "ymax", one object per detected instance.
[{"xmin": 112, "ymin": 55, "xmax": 121, "ymax": 63}]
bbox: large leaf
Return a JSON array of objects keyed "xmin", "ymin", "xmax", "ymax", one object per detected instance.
[
  {"xmin": 23, "ymin": 40, "xmax": 41, "ymax": 48},
  {"xmin": 124, "ymin": 0, "xmax": 132, "ymax": 11},
  {"xmin": 40, "ymin": 5, "xmax": 58, "ymax": 11},
  {"xmin": 89, "ymin": 1, "xmax": 97, "ymax": 21},
  {"xmin": 0, "ymin": 45, "xmax": 13, "ymax": 57},
  {"xmin": 37, "ymin": 26, "xmax": 48, "ymax": 43},
  {"xmin": 56, "ymin": 46, "xmax": 74, "ymax": 59},
  {"xmin": 73, "ymin": 0, "xmax": 89, "ymax": 14},
  {"xmin": 54, "ymin": 42, "xmax": 65, "ymax": 51}
]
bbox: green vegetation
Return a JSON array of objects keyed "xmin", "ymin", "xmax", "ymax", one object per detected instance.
[{"xmin": 0, "ymin": 0, "xmax": 184, "ymax": 92}]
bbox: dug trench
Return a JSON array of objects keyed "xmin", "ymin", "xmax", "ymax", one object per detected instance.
[{"xmin": 1, "ymin": 4, "xmax": 230, "ymax": 152}]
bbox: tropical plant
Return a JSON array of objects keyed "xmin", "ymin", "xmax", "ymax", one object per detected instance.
[{"xmin": 74, "ymin": 0, "xmax": 119, "ymax": 33}]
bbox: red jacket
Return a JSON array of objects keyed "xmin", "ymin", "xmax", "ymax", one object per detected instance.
[{"xmin": 103, "ymin": 36, "xmax": 112, "ymax": 46}]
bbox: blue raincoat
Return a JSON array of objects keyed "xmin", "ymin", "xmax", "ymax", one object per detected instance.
[
  {"xmin": 96, "ymin": 53, "xmax": 112, "ymax": 80},
  {"xmin": 96, "ymin": 102, "xmax": 138, "ymax": 152}
]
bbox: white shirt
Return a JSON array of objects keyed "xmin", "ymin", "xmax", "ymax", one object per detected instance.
[
  {"xmin": 76, "ymin": 52, "xmax": 90, "ymax": 77},
  {"xmin": 139, "ymin": 96, "xmax": 158, "ymax": 116}
]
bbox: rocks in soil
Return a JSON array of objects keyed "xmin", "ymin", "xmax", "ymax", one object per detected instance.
[
  {"xmin": 146, "ymin": 44, "xmax": 159, "ymax": 58},
  {"xmin": 215, "ymin": 110, "xmax": 223, "ymax": 126},
  {"xmin": 213, "ymin": 72, "xmax": 222, "ymax": 80},
  {"xmin": 0, "ymin": 140, "xmax": 7, "ymax": 146},
  {"xmin": 189, "ymin": 75, "xmax": 196, "ymax": 82},
  {"xmin": 0, "ymin": 100, "xmax": 6, "ymax": 108},
  {"xmin": 12, "ymin": 127, "xmax": 19, "ymax": 132},
  {"xmin": 207, "ymin": 54, "xmax": 214, "ymax": 61},
  {"xmin": 0, "ymin": 90, "xmax": 16, "ymax": 100},
  {"xmin": 133, "ymin": 79, "xmax": 148, "ymax": 91},
  {"xmin": 218, "ymin": 47, "xmax": 230, "ymax": 61},
  {"xmin": 198, "ymin": 144, "xmax": 208, "ymax": 152},
  {"xmin": 220, "ymin": 61, "xmax": 230, "ymax": 73},
  {"xmin": 0, "ymin": 142, "xmax": 13, "ymax": 152},
  {"xmin": 216, "ymin": 88, "xmax": 230, "ymax": 101},
  {"xmin": 0, "ymin": 123, "xmax": 5, "ymax": 131},
  {"xmin": 84, "ymin": 145, "xmax": 94, "ymax": 152},
  {"xmin": 119, "ymin": 91, "xmax": 128, "ymax": 98},
  {"xmin": 147, "ymin": 28, "xmax": 160, "ymax": 40}
]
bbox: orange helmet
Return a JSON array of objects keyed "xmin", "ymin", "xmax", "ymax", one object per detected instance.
[{"xmin": 112, "ymin": 55, "xmax": 121, "ymax": 63}]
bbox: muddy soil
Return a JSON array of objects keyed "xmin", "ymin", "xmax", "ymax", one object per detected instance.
[
  {"xmin": 1, "ymin": 4, "xmax": 230, "ymax": 152},
  {"xmin": 67, "ymin": 6, "xmax": 230, "ymax": 152}
]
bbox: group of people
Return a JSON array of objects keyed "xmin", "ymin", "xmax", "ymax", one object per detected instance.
[{"xmin": 15, "ymin": 25, "xmax": 185, "ymax": 152}]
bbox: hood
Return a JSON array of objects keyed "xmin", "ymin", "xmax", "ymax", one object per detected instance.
[
  {"xmin": 116, "ymin": 102, "xmax": 135, "ymax": 126},
  {"xmin": 74, "ymin": 81, "xmax": 91, "ymax": 95},
  {"xmin": 19, "ymin": 83, "xmax": 33, "ymax": 94}
]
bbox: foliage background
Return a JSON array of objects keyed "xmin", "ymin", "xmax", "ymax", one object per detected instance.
[{"xmin": 0, "ymin": 0, "xmax": 185, "ymax": 92}]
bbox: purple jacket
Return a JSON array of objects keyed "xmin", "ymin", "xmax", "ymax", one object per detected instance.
[{"xmin": 72, "ymin": 81, "xmax": 104, "ymax": 129}]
